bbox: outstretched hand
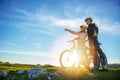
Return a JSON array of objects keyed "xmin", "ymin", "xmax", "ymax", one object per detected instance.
[{"xmin": 65, "ymin": 28, "xmax": 69, "ymax": 31}]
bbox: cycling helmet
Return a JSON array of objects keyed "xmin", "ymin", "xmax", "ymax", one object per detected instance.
[
  {"xmin": 85, "ymin": 17, "xmax": 92, "ymax": 22},
  {"xmin": 80, "ymin": 25, "xmax": 87, "ymax": 29}
]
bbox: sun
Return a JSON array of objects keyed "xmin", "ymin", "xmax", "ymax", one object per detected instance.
[
  {"xmin": 51, "ymin": 33, "xmax": 92, "ymax": 67},
  {"xmin": 51, "ymin": 33, "xmax": 74, "ymax": 66},
  {"xmin": 70, "ymin": 50, "xmax": 79, "ymax": 67},
  {"xmin": 60, "ymin": 49, "xmax": 83, "ymax": 67}
]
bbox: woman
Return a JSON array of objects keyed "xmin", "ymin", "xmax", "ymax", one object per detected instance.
[
  {"xmin": 65, "ymin": 25, "xmax": 87, "ymax": 48},
  {"xmin": 65, "ymin": 25, "xmax": 88, "ymax": 67}
]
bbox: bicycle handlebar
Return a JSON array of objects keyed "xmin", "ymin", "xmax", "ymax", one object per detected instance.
[
  {"xmin": 67, "ymin": 37, "xmax": 79, "ymax": 43},
  {"xmin": 67, "ymin": 38, "xmax": 88, "ymax": 45}
]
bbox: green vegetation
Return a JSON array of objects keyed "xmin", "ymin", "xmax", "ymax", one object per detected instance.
[
  {"xmin": 0, "ymin": 61, "xmax": 58, "ymax": 72},
  {"xmin": 0, "ymin": 61, "xmax": 35, "ymax": 71},
  {"xmin": 0, "ymin": 61, "xmax": 120, "ymax": 80}
]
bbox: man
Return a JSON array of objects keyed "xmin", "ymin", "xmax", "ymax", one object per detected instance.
[{"xmin": 85, "ymin": 18, "xmax": 100, "ymax": 70}]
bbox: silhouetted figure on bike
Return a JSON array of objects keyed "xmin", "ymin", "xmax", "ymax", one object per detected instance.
[{"xmin": 85, "ymin": 18, "xmax": 102, "ymax": 70}]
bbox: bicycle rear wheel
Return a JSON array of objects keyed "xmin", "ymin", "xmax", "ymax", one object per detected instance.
[
  {"xmin": 102, "ymin": 52, "xmax": 108, "ymax": 69},
  {"xmin": 98, "ymin": 48, "xmax": 108, "ymax": 69}
]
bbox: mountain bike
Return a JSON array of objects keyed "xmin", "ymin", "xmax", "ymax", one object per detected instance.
[
  {"xmin": 59, "ymin": 38, "xmax": 108, "ymax": 70},
  {"xmin": 59, "ymin": 38, "xmax": 92, "ymax": 68}
]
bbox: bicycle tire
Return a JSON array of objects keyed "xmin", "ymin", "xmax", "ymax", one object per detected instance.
[
  {"xmin": 97, "ymin": 48, "xmax": 108, "ymax": 69},
  {"xmin": 59, "ymin": 50, "xmax": 75, "ymax": 68}
]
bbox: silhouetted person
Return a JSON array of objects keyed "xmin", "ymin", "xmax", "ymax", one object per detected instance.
[{"xmin": 85, "ymin": 18, "xmax": 100, "ymax": 70}]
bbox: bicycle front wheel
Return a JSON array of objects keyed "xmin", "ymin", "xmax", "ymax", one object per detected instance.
[{"xmin": 59, "ymin": 50, "xmax": 76, "ymax": 68}]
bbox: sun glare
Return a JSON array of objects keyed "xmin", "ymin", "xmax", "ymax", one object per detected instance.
[
  {"xmin": 51, "ymin": 33, "xmax": 93, "ymax": 68},
  {"xmin": 70, "ymin": 50, "xmax": 79, "ymax": 67},
  {"xmin": 61, "ymin": 49, "xmax": 84, "ymax": 67}
]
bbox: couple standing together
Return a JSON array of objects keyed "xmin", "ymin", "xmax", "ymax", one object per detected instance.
[{"xmin": 65, "ymin": 18, "xmax": 100, "ymax": 69}]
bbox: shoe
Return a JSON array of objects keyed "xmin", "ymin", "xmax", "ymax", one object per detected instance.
[
  {"xmin": 92, "ymin": 66, "xmax": 99, "ymax": 71},
  {"xmin": 98, "ymin": 68, "xmax": 108, "ymax": 72}
]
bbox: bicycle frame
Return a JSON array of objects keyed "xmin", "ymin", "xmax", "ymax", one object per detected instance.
[{"xmin": 67, "ymin": 38, "xmax": 91, "ymax": 67}]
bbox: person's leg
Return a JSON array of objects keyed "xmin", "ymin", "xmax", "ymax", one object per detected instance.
[
  {"xmin": 92, "ymin": 47, "xmax": 97, "ymax": 67},
  {"xmin": 88, "ymin": 38, "xmax": 97, "ymax": 67},
  {"xmin": 92, "ymin": 37, "xmax": 100, "ymax": 67},
  {"xmin": 88, "ymin": 38, "xmax": 94, "ymax": 56}
]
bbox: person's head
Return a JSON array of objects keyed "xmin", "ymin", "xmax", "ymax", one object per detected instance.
[
  {"xmin": 80, "ymin": 25, "xmax": 86, "ymax": 32},
  {"xmin": 85, "ymin": 17, "xmax": 92, "ymax": 25}
]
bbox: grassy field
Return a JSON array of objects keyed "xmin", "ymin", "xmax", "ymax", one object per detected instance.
[{"xmin": 0, "ymin": 62, "xmax": 120, "ymax": 80}]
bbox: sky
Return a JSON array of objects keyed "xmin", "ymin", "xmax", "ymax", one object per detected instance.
[{"xmin": 0, "ymin": 0, "xmax": 120, "ymax": 66}]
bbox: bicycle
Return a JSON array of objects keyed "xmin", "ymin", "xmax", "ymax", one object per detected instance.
[
  {"xmin": 59, "ymin": 38, "xmax": 92, "ymax": 68},
  {"xmin": 59, "ymin": 38, "xmax": 108, "ymax": 70}
]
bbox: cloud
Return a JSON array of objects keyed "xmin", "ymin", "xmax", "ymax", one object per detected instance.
[
  {"xmin": 0, "ymin": 49, "xmax": 56, "ymax": 58},
  {"xmin": 63, "ymin": 3, "xmax": 120, "ymax": 35},
  {"xmin": 32, "ymin": 29, "xmax": 53, "ymax": 35},
  {"xmin": 100, "ymin": 24, "xmax": 120, "ymax": 34},
  {"xmin": 1, "ymin": 0, "xmax": 120, "ymax": 36},
  {"xmin": 0, "ymin": 49, "xmax": 60, "ymax": 65},
  {"xmin": 91, "ymin": 16, "xmax": 120, "ymax": 34},
  {"xmin": 10, "ymin": 6, "xmax": 120, "ymax": 36},
  {"xmin": 0, "ymin": 41, "xmax": 17, "ymax": 48},
  {"xmin": 32, "ymin": 43, "xmax": 42, "ymax": 49},
  {"xmin": 51, "ymin": 18, "xmax": 81, "ymax": 28},
  {"xmin": 13, "ymin": 8, "xmax": 35, "ymax": 20}
]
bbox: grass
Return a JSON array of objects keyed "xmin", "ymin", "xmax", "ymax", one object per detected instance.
[
  {"xmin": 0, "ymin": 62, "xmax": 120, "ymax": 80},
  {"xmin": 93, "ymin": 68, "xmax": 120, "ymax": 80}
]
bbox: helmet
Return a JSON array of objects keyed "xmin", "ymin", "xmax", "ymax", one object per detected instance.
[
  {"xmin": 85, "ymin": 17, "xmax": 92, "ymax": 22},
  {"xmin": 80, "ymin": 25, "xmax": 87, "ymax": 30}
]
